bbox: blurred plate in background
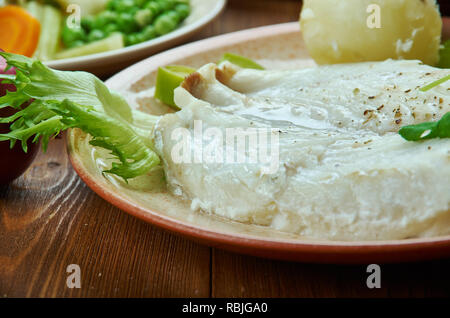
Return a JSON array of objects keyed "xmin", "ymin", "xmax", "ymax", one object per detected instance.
[{"xmin": 46, "ymin": 0, "xmax": 226, "ymax": 76}]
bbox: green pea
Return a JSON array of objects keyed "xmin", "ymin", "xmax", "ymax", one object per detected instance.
[
  {"xmin": 71, "ymin": 40, "xmax": 86, "ymax": 48},
  {"xmin": 92, "ymin": 11, "xmax": 115, "ymax": 29},
  {"xmin": 81, "ymin": 16, "xmax": 95, "ymax": 31},
  {"xmin": 88, "ymin": 29, "xmax": 106, "ymax": 42},
  {"xmin": 141, "ymin": 25, "xmax": 156, "ymax": 41},
  {"xmin": 117, "ymin": 12, "xmax": 138, "ymax": 34},
  {"xmin": 104, "ymin": 23, "xmax": 120, "ymax": 35},
  {"xmin": 166, "ymin": 10, "xmax": 180, "ymax": 23},
  {"xmin": 136, "ymin": 33, "xmax": 147, "ymax": 43},
  {"xmin": 175, "ymin": 3, "xmax": 190, "ymax": 19},
  {"xmin": 125, "ymin": 33, "xmax": 140, "ymax": 46},
  {"xmin": 145, "ymin": 1, "xmax": 163, "ymax": 16},
  {"xmin": 134, "ymin": 0, "xmax": 147, "ymax": 7},
  {"xmin": 115, "ymin": 0, "xmax": 136, "ymax": 13},
  {"xmin": 62, "ymin": 25, "xmax": 86, "ymax": 47},
  {"xmin": 155, "ymin": 0, "xmax": 175, "ymax": 11},
  {"xmin": 106, "ymin": 0, "xmax": 120, "ymax": 10},
  {"xmin": 129, "ymin": 7, "xmax": 140, "ymax": 15},
  {"xmin": 135, "ymin": 8, "xmax": 153, "ymax": 27},
  {"xmin": 154, "ymin": 11, "xmax": 178, "ymax": 35}
]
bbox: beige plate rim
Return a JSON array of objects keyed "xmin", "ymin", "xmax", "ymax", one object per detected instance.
[{"xmin": 68, "ymin": 22, "xmax": 450, "ymax": 263}]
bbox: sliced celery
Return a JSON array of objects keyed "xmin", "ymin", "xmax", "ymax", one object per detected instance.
[
  {"xmin": 219, "ymin": 53, "xmax": 265, "ymax": 70},
  {"xmin": 33, "ymin": 5, "xmax": 63, "ymax": 61},
  {"xmin": 154, "ymin": 65, "xmax": 196, "ymax": 109},
  {"xmin": 25, "ymin": 1, "xmax": 43, "ymax": 19},
  {"xmin": 54, "ymin": 33, "xmax": 124, "ymax": 59}
]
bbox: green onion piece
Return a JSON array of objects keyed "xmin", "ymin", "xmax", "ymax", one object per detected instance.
[
  {"xmin": 154, "ymin": 65, "xmax": 196, "ymax": 109},
  {"xmin": 420, "ymin": 74, "xmax": 450, "ymax": 92},
  {"xmin": 154, "ymin": 53, "xmax": 264, "ymax": 107},
  {"xmin": 399, "ymin": 112, "xmax": 450, "ymax": 141},
  {"xmin": 219, "ymin": 53, "xmax": 265, "ymax": 70}
]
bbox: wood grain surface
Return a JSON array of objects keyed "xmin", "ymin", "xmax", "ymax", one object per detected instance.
[{"xmin": 1, "ymin": 0, "xmax": 450, "ymax": 298}]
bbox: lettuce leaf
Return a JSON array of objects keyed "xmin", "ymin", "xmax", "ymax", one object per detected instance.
[{"xmin": 0, "ymin": 52, "xmax": 160, "ymax": 180}]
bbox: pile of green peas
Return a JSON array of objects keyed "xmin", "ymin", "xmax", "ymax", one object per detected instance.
[{"xmin": 62, "ymin": 0, "xmax": 191, "ymax": 48}]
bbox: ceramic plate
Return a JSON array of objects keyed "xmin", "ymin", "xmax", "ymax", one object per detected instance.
[
  {"xmin": 45, "ymin": 0, "xmax": 226, "ymax": 76},
  {"xmin": 67, "ymin": 22, "xmax": 450, "ymax": 264}
]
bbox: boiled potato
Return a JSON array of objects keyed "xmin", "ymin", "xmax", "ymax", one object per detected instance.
[{"xmin": 300, "ymin": 0, "xmax": 442, "ymax": 65}]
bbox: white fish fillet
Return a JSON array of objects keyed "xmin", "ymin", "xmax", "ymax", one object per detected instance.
[
  {"xmin": 190, "ymin": 60, "xmax": 450, "ymax": 133},
  {"xmin": 153, "ymin": 60, "xmax": 450, "ymax": 241}
]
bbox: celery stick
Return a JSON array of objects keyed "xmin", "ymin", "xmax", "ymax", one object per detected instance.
[
  {"xmin": 33, "ymin": 5, "xmax": 63, "ymax": 61},
  {"xmin": 25, "ymin": 1, "xmax": 43, "ymax": 19},
  {"xmin": 219, "ymin": 53, "xmax": 265, "ymax": 70},
  {"xmin": 54, "ymin": 33, "xmax": 124, "ymax": 59},
  {"xmin": 154, "ymin": 65, "xmax": 196, "ymax": 109}
]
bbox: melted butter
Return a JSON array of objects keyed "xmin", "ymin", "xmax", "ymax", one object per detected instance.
[{"xmin": 235, "ymin": 105, "xmax": 333, "ymax": 130}]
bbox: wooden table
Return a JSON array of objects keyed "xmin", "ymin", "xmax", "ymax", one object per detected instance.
[{"xmin": 1, "ymin": 0, "xmax": 450, "ymax": 298}]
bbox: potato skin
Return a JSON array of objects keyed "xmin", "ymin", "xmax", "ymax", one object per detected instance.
[{"xmin": 300, "ymin": 0, "xmax": 442, "ymax": 65}]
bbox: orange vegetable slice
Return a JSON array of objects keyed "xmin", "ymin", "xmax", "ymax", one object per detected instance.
[{"xmin": 0, "ymin": 6, "xmax": 41, "ymax": 57}]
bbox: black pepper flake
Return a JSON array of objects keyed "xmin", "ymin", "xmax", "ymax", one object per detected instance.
[
  {"xmin": 404, "ymin": 89, "xmax": 411, "ymax": 93},
  {"xmin": 368, "ymin": 96, "xmax": 376, "ymax": 99},
  {"xmin": 395, "ymin": 119, "xmax": 402, "ymax": 124}
]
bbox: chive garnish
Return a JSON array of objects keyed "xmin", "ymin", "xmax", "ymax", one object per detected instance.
[{"xmin": 420, "ymin": 74, "xmax": 450, "ymax": 92}]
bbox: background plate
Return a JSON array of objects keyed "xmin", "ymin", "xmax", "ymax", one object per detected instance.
[
  {"xmin": 68, "ymin": 22, "xmax": 450, "ymax": 264},
  {"xmin": 45, "ymin": 0, "xmax": 226, "ymax": 76}
]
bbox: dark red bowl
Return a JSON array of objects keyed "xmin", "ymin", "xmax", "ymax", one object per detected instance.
[
  {"xmin": 438, "ymin": 0, "xmax": 450, "ymax": 16},
  {"xmin": 0, "ymin": 50, "xmax": 39, "ymax": 185},
  {"xmin": 0, "ymin": 107, "xmax": 38, "ymax": 185}
]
